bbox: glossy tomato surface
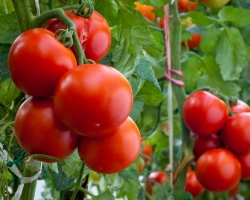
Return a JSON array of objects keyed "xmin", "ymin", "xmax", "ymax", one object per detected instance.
[
  {"xmin": 45, "ymin": 10, "xmax": 111, "ymax": 62},
  {"xmin": 146, "ymin": 171, "xmax": 167, "ymax": 195},
  {"xmin": 134, "ymin": 2, "xmax": 156, "ymax": 22},
  {"xmin": 14, "ymin": 97, "xmax": 80, "ymax": 163},
  {"xmin": 178, "ymin": 0, "xmax": 198, "ymax": 13},
  {"xmin": 78, "ymin": 117, "xmax": 141, "ymax": 174},
  {"xmin": 237, "ymin": 150, "xmax": 250, "ymax": 180},
  {"xmin": 195, "ymin": 148, "xmax": 241, "ymax": 192},
  {"xmin": 182, "ymin": 91, "xmax": 228, "ymax": 136},
  {"xmin": 54, "ymin": 64, "xmax": 133, "ymax": 137},
  {"xmin": 8, "ymin": 28, "xmax": 77, "ymax": 97},
  {"xmin": 185, "ymin": 167, "xmax": 204, "ymax": 197},
  {"xmin": 221, "ymin": 113, "xmax": 250, "ymax": 153},
  {"xmin": 187, "ymin": 33, "xmax": 201, "ymax": 49},
  {"xmin": 230, "ymin": 100, "xmax": 250, "ymax": 114}
]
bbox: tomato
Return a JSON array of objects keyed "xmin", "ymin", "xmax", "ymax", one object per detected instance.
[
  {"xmin": 8, "ymin": 28, "xmax": 77, "ymax": 98},
  {"xmin": 195, "ymin": 148, "xmax": 241, "ymax": 192},
  {"xmin": 14, "ymin": 97, "xmax": 80, "ymax": 163},
  {"xmin": 237, "ymin": 150, "xmax": 250, "ymax": 180},
  {"xmin": 221, "ymin": 113, "xmax": 250, "ymax": 154},
  {"xmin": 134, "ymin": 2, "xmax": 156, "ymax": 22},
  {"xmin": 229, "ymin": 182, "xmax": 240, "ymax": 197},
  {"xmin": 54, "ymin": 64, "xmax": 133, "ymax": 137},
  {"xmin": 193, "ymin": 134, "xmax": 221, "ymax": 160},
  {"xmin": 178, "ymin": 0, "xmax": 198, "ymax": 13},
  {"xmin": 230, "ymin": 100, "xmax": 250, "ymax": 114},
  {"xmin": 158, "ymin": 18, "xmax": 164, "ymax": 29},
  {"xmin": 201, "ymin": 0, "xmax": 229, "ymax": 8},
  {"xmin": 78, "ymin": 117, "xmax": 141, "ymax": 174},
  {"xmin": 146, "ymin": 171, "xmax": 167, "ymax": 195},
  {"xmin": 185, "ymin": 167, "xmax": 204, "ymax": 197},
  {"xmin": 45, "ymin": 10, "xmax": 111, "ymax": 62},
  {"xmin": 182, "ymin": 91, "xmax": 228, "ymax": 136},
  {"xmin": 187, "ymin": 33, "xmax": 201, "ymax": 49},
  {"xmin": 141, "ymin": 141, "xmax": 153, "ymax": 164}
]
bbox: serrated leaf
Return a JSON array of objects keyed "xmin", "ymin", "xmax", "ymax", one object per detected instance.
[
  {"xmin": 112, "ymin": 1, "xmax": 154, "ymax": 77},
  {"xmin": 96, "ymin": 189, "xmax": 115, "ymax": 200},
  {"xmin": 198, "ymin": 54, "xmax": 241, "ymax": 97},
  {"xmin": 200, "ymin": 24, "xmax": 218, "ymax": 53},
  {"xmin": 0, "ymin": 43, "xmax": 11, "ymax": 80},
  {"xmin": 138, "ymin": 0, "xmax": 170, "ymax": 6},
  {"xmin": 219, "ymin": 6, "xmax": 250, "ymax": 27},
  {"xmin": 187, "ymin": 11, "xmax": 212, "ymax": 26},
  {"xmin": 0, "ymin": 78, "xmax": 20, "ymax": 108},
  {"xmin": 134, "ymin": 81, "xmax": 165, "ymax": 105},
  {"xmin": 0, "ymin": 13, "xmax": 19, "ymax": 44},
  {"xmin": 215, "ymin": 27, "xmax": 247, "ymax": 81}
]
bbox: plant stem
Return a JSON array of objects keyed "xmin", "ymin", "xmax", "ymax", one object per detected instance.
[{"xmin": 70, "ymin": 164, "xmax": 85, "ymax": 200}]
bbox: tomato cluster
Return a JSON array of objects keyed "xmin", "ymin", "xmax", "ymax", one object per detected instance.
[
  {"xmin": 183, "ymin": 90, "xmax": 250, "ymax": 194},
  {"xmin": 9, "ymin": 10, "xmax": 141, "ymax": 174}
]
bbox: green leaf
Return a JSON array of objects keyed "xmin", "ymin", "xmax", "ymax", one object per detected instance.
[
  {"xmin": 43, "ymin": 163, "xmax": 58, "ymax": 174},
  {"xmin": 187, "ymin": 11, "xmax": 213, "ymax": 26},
  {"xmin": 0, "ymin": 43, "xmax": 11, "ymax": 80},
  {"xmin": 96, "ymin": 189, "xmax": 115, "ymax": 200},
  {"xmin": 0, "ymin": 1, "xmax": 14, "ymax": 14},
  {"xmin": 118, "ymin": 168, "xmax": 139, "ymax": 182},
  {"xmin": 215, "ymin": 27, "xmax": 247, "ymax": 81},
  {"xmin": 219, "ymin": 6, "xmax": 250, "ymax": 27},
  {"xmin": 0, "ymin": 13, "xmax": 19, "ymax": 44},
  {"xmin": 200, "ymin": 24, "xmax": 219, "ymax": 53},
  {"xmin": 134, "ymin": 81, "xmax": 165, "ymax": 105},
  {"xmin": 198, "ymin": 54, "xmax": 241, "ymax": 96},
  {"xmin": 0, "ymin": 78, "xmax": 20, "ymax": 108},
  {"xmin": 130, "ymin": 100, "xmax": 144, "ymax": 121},
  {"xmin": 112, "ymin": 1, "xmax": 154, "ymax": 77},
  {"xmin": 138, "ymin": 0, "xmax": 170, "ymax": 6},
  {"xmin": 117, "ymin": 179, "xmax": 140, "ymax": 200}
]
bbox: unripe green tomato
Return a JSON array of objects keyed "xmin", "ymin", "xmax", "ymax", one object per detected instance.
[{"xmin": 201, "ymin": 0, "xmax": 229, "ymax": 8}]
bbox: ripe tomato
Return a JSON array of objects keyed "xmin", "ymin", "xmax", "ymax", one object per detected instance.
[
  {"xmin": 187, "ymin": 33, "xmax": 201, "ymax": 49},
  {"xmin": 185, "ymin": 167, "xmax": 204, "ymax": 197},
  {"xmin": 45, "ymin": 10, "xmax": 111, "ymax": 62},
  {"xmin": 193, "ymin": 134, "xmax": 221, "ymax": 160},
  {"xmin": 14, "ymin": 97, "xmax": 80, "ymax": 163},
  {"xmin": 146, "ymin": 171, "xmax": 167, "ymax": 195},
  {"xmin": 8, "ymin": 28, "xmax": 77, "ymax": 98},
  {"xmin": 134, "ymin": 2, "xmax": 156, "ymax": 22},
  {"xmin": 236, "ymin": 150, "xmax": 250, "ymax": 180},
  {"xmin": 201, "ymin": 0, "xmax": 229, "ymax": 8},
  {"xmin": 221, "ymin": 113, "xmax": 250, "ymax": 154},
  {"xmin": 195, "ymin": 148, "xmax": 241, "ymax": 192},
  {"xmin": 54, "ymin": 64, "xmax": 133, "ymax": 137},
  {"xmin": 178, "ymin": 0, "xmax": 198, "ymax": 13},
  {"xmin": 230, "ymin": 100, "xmax": 250, "ymax": 114},
  {"xmin": 78, "ymin": 117, "xmax": 141, "ymax": 174},
  {"xmin": 158, "ymin": 18, "xmax": 164, "ymax": 29},
  {"xmin": 141, "ymin": 141, "xmax": 153, "ymax": 164},
  {"xmin": 182, "ymin": 91, "xmax": 228, "ymax": 136}
]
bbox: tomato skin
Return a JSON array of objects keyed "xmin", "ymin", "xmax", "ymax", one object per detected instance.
[
  {"xmin": 182, "ymin": 91, "xmax": 228, "ymax": 136},
  {"xmin": 78, "ymin": 117, "xmax": 141, "ymax": 174},
  {"xmin": 54, "ymin": 64, "xmax": 133, "ymax": 137},
  {"xmin": 45, "ymin": 10, "xmax": 111, "ymax": 62},
  {"xmin": 185, "ymin": 168, "xmax": 204, "ymax": 197},
  {"xmin": 195, "ymin": 148, "xmax": 241, "ymax": 192},
  {"xmin": 134, "ymin": 2, "xmax": 155, "ymax": 22},
  {"xmin": 221, "ymin": 113, "xmax": 250, "ymax": 154},
  {"xmin": 178, "ymin": 0, "xmax": 198, "ymax": 13},
  {"xmin": 146, "ymin": 171, "xmax": 167, "ymax": 195},
  {"xmin": 201, "ymin": 0, "xmax": 229, "ymax": 8},
  {"xmin": 14, "ymin": 97, "xmax": 80, "ymax": 163},
  {"xmin": 230, "ymin": 100, "xmax": 250, "ymax": 114},
  {"xmin": 236, "ymin": 150, "xmax": 250, "ymax": 180},
  {"xmin": 193, "ymin": 134, "xmax": 221, "ymax": 160},
  {"xmin": 187, "ymin": 33, "xmax": 201, "ymax": 49},
  {"xmin": 8, "ymin": 28, "xmax": 77, "ymax": 98},
  {"xmin": 141, "ymin": 141, "xmax": 153, "ymax": 164},
  {"xmin": 158, "ymin": 18, "xmax": 164, "ymax": 28}
]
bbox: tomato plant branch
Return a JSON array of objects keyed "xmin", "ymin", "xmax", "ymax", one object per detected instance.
[{"xmin": 28, "ymin": 154, "xmax": 66, "ymax": 164}]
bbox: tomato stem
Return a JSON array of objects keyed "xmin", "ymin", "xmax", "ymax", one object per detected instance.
[{"xmin": 28, "ymin": 154, "xmax": 66, "ymax": 164}]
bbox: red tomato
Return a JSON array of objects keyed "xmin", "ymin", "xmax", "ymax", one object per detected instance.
[
  {"xmin": 54, "ymin": 64, "xmax": 133, "ymax": 137},
  {"xmin": 178, "ymin": 0, "xmax": 198, "ymax": 13},
  {"xmin": 134, "ymin": 2, "xmax": 156, "ymax": 22},
  {"xmin": 230, "ymin": 100, "xmax": 250, "ymax": 114},
  {"xmin": 45, "ymin": 10, "xmax": 111, "ymax": 62},
  {"xmin": 8, "ymin": 28, "xmax": 77, "ymax": 98},
  {"xmin": 237, "ymin": 150, "xmax": 250, "ymax": 180},
  {"xmin": 195, "ymin": 148, "xmax": 241, "ymax": 192},
  {"xmin": 14, "ymin": 97, "xmax": 80, "ymax": 163},
  {"xmin": 193, "ymin": 134, "xmax": 221, "ymax": 160},
  {"xmin": 141, "ymin": 141, "xmax": 153, "ymax": 164},
  {"xmin": 187, "ymin": 33, "xmax": 201, "ymax": 49},
  {"xmin": 185, "ymin": 167, "xmax": 204, "ymax": 197},
  {"xmin": 158, "ymin": 18, "xmax": 164, "ymax": 28},
  {"xmin": 146, "ymin": 171, "xmax": 167, "ymax": 195},
  {"xmin": 182, "ymin": 91, "xmax": 228, "ymax": 136},
  {"xmin": 221, "ymin": 113, "xmax": 250, "ymax": 153},
  {"xmin": 78, "ymin": 117, "xmax": 141, "ymax": 174},
  {"xmin": 229, "ymin": 182, "xmax": 240, "ymax": 197}
]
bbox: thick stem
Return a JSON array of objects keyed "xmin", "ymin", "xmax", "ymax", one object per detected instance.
[{"xmin": 70, "ymin": 164, "xmax": 85, "ymax": 200}]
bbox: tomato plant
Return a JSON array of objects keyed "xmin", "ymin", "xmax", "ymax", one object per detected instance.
[
  {"xmin": 182, "ymin": 91, "xmax": 228, "ymax": 136},
  {"xmin": 185, "ymin": 167, "xmax": 204, "ymax": 197},
  {"xmin": 146, "ymin": 171, "xmax": 167, "ymax": 195},
  {"xmin": 78, "ymin": 117, "xmax": 141, "ymax": 174},
  {"xmin": 195, "ymin": 148, "xmax": 241, "ymax": 192},
  {"xmin": 178, "ymin": 0, "xmax": 198, "ymax": 13},
  {"xmin": 14, "ymin": 97, "xmax": 80, "ymax": 163},
  {"xmin": 8, "ymin": 28, "xmax": 77, "ymax": 98}
]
